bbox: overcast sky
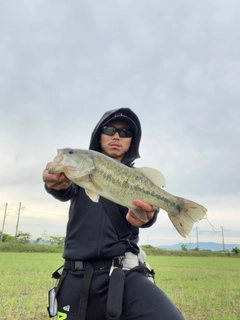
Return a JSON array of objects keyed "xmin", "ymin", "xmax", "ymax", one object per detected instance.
[{"xmin": 0, "ymin": 0, "xmax": 239, "ymax": 246}]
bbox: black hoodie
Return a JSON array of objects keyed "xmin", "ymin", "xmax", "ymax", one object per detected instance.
[{"xmin": 45, "ymin": 108, "xmax": 157, "ymax": 260}]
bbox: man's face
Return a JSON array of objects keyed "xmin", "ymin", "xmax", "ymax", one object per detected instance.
[{"xmin": 100, "ymin": 121, "xmax": 132, "ymax": 162}]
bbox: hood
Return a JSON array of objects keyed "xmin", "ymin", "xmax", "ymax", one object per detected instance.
[{"xmin": 89, "ymin": 108, "xmax": 142, "ymax": 166}]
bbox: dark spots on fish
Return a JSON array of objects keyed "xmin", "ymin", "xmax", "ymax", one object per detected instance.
[
  {"xmin": 131, "ymin": 184, "xmax": 179, "ymax": 212},
  {"xmin": 176, "ymin": 204, "xmax": 181, "ymax": 212},
  {"xmin": 69, "ymin": 150, "xmax": 74, "ymax": 154},
  {"xmin": 180, "ymin": 223, "xmax": 183, "ymax": 227},
  {"xmin": 101, "ymin": 171, "xmax": 114, "ymax": 182}
]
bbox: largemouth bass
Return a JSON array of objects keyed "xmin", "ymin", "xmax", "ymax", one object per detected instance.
[{"xmin": 49, "ymin": 148, "xmax": 207, "ymax": 237}]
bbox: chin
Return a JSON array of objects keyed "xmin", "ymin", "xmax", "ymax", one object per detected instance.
[
  {"xmin": 108, "ymin": 151, "xmax": 120, "ymax": 157},
  {"xmin": 107, "ymin": 150, "xmax": 123, "ymax": 160}
]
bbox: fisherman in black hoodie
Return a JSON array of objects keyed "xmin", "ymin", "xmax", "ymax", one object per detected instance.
[{"xmin": 43, "ymin": 108, "xmax": 185, "ymax": 320}]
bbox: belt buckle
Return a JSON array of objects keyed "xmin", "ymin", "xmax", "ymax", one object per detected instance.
[
  {"xmin": 114, "ymin": 256, "xmax": 124, "ymax": 267},
  {"xmin": 74, "ymin": 260, "xmax": 85, "ymax": 270}
]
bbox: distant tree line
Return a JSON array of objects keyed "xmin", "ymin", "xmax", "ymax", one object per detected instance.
[
  {"xmin": 180, "ymin": 243, "xmax": 240, "ymax": 255},
  {"xmin": 1, "ymin": 233, "xmax": 240, "ymax": 255},
  {"xmin": 0, "ymin": 231, "xmax": 65, "ymax": 245}
]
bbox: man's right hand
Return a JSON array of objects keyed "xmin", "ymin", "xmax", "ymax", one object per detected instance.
[{"xmin": 43, "ymin": 162, "xmax": 72, "ymax": 190}]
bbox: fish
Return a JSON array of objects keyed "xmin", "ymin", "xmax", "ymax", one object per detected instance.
[{"xmin": 48, "ymin": 148, "xmax": 207, "ymax": 238}]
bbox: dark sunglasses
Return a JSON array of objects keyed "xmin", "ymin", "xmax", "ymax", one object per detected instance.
[{"xmin": 102, "ymin": 126, "xmax": 133, "ymax": 138}]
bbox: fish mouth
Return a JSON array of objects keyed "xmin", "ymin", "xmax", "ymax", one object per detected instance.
[
  {"xmin": 48, "ymin": 150, "xmax": 64, "ymax": 173},
  {"xmin": 48, "ymin": 149, "xmax": 80, "ymax": 175},
  {"xmin": 48, "ymin": 162, "xmax": 65, "ymax": 174},
  {"xmin": 53, "ymin": 149, "xmax": 64, "ymax": 163}
]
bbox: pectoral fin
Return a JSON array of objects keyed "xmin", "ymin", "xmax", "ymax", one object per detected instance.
[
  {"xmin": 85, "ymin": 175, "xmax": 103, "ymax": 203},
  {"xmin": 89, "ymin": 174, "xmax": 103, "ymax": 192},
  {"xmin": 85, "ymin": 189, "xmax": 100, "ymax": 202}
]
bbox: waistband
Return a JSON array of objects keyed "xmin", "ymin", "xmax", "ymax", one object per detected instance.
[
  {"xmin": 64, "ymin": 257, "xmax": 122, "ymax": 271},
  {"xmin": 64, "ymin": 252, "xmax": 140, "ymax": 271}
]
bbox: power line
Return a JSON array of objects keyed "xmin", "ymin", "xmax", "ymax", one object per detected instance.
[
  {"xmin": 0, "ymin": 205, "xmax": 67, "ymax": 218},
  {"xmin": 24, "ymin": 209, "xmax": 66, "ymax": 217}
]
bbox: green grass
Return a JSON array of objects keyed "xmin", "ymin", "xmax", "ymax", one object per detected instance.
[
  {"xmin": 146, "ymin": 256, "xmax": 240, "ymax": 320},
  {"xmin": 0, "ymin": 252, "xmax": 239, "ymax": 319},
  {"xmin": 0, "ymin": 252, "xmax": 63, "ymax": 320}
]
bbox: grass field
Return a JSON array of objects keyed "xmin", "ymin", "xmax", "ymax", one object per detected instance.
[
  {"xmin": 147, "ymin": 255, "xmax": 240, "ymax": 320},
  {"xmin": 0, "ymin": 252, "xmax": 239, "ymax": 320}
]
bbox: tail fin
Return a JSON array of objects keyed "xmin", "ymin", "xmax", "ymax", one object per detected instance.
[{"xmin": 168, "ymin": 198, "xmax": 207, "ymax": 238}]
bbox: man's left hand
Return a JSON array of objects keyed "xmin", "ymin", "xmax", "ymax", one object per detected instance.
[{"xmin": 126, "ymin": 199, "xmax": 157, "ymax": 227}]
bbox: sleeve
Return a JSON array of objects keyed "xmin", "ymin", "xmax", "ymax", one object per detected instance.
[
  {"xmin": 140, "ymin": 208, "xmax": 159, "ymax": 229},
  {"xmin": 44, "ymin": 183, "xmax": 78, "ymax": 202}
]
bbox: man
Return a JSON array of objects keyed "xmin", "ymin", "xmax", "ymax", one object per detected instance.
[{"xmin": 43, "ymin": 108, "xmax": 185, "ymax": 320}]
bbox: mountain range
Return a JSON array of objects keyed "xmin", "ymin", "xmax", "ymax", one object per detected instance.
[{"xmin": 158, "ymin": 242, "xmax": 240, "ymax": 251}]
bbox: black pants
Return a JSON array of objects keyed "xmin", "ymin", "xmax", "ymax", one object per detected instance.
[{"xmin": 56, "ymin": 264, "xmax": 185, "ymax": 320}]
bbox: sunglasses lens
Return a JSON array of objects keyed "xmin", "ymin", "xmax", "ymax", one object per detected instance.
[
  {"xmin": 119, "ymin": 129, "xmax": 132, "ymax": 138},
  {"xmin": 102, "ymin": 126, "xmax": 116, "ymax": 135},
  {"xmin": 102, "ymin": 126, "xmax": 132, "ymax": 138}
]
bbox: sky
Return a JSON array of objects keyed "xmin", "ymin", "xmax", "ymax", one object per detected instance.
[{"xmin": 0, "ymin": 0, "xmax": 239, "ymax": 247}]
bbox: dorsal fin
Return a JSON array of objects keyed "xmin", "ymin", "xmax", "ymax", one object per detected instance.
[{"xmin": 134, "ymin": 167, "xmax": 166, "ymax": 188}]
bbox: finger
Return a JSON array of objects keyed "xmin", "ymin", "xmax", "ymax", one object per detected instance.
[
  {"xmin": 132, "ymin": 199, "xmax": 156, "ymax": 213},
  {"xmin": 45, "ymin": 162, "xmax": 53, "ymax": 171},
  {"xmin": 146, "ymin": 211, "xmax": 155, "ymax": 221},
  {"xmin": 126, "ymin": 211, "xmax": 144, "ymax": 227}
]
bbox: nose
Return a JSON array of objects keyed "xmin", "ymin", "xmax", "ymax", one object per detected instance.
[
  {"xmin": 112, "ymin": 131, "xmax": 120, "ymax": 139},
  {"xmin": 113, "ymin": 131, "xmax": 120, "ymax": 140}
]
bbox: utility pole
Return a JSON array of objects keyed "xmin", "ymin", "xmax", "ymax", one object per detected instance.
[
  {"xmin": 0, "ymin": 203, "xmax": 8, "ymax": 242},
  {"xmin": 15, "ymin": 202, "xmax": 22, "ymax": 242},
  {"xmin": 221, "ymin": 226, "xmax": 225, "ymax": 252},
  {"xmin": 196, "ymin": 226, "xmax": 199, "ymax": 249}
]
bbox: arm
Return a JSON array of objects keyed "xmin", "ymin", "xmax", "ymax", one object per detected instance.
[{"xmin": 126, "ymin": 199, "xmax": 159, "ymax": 228}]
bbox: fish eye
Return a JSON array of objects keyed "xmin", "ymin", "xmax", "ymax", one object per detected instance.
[{"xmin": 69, "ymin": 150, "xmax": 74, "ymax": 154}]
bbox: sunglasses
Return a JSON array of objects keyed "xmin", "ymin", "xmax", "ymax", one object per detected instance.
[{"xmin": 102, "ymin": 126, "xmax": 133, "ymax": 138}]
